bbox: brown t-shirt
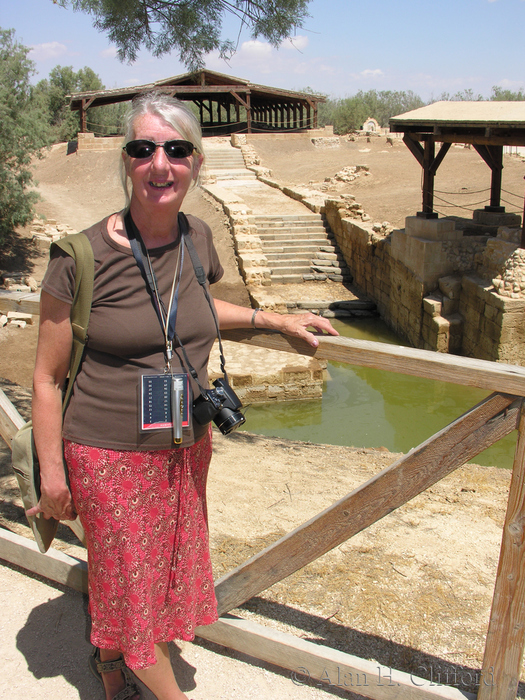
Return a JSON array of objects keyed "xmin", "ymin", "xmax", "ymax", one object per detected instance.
[{"xmin": 42, "ymin": 213, "xmax": 224, "ymax": 450}]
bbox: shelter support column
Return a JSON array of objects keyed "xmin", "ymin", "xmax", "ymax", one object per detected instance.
[
  {"xmin": 474, "ymin": 144, "xmax": 505, "ymax": 212},
  {"xmin": 479, "ymin": 404, "xmax": 525, "ymax": 700},
  {"xmin": 80, "ymin": 97, "xmax": 95, "ymax": 133},
  {"xmin": 402, "ymin": 134, "xmax": 450, "ymax": 219},
  {"xmin": 421, "ymin": 137, "xmax": 436, "ymax": 217}
]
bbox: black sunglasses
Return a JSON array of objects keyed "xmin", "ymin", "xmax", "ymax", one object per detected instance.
[{"xmin": 123, "ymin": 139, "xmax": 195, "ymax": 159}]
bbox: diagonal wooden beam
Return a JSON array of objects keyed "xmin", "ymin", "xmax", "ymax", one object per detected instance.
[
  {"xmin": 403, "ymin": 133, "xmax": 425, "ymax": 166},
  {"xmin": 429, "ymin": 142, "xmax": 452, "ymax": 176},
  {"xmin": 215, "ymin": 393, "xmax": 521, "ymax": 615}
]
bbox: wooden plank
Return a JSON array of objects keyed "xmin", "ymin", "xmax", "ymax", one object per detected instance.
[
  {"xmin": 0, "ymin": 387, "xmax": 24, "ymax": 446},
  {"xmin": 215, "ymin": 393, "xmax": 520, "ymax": 615},
  {"xmin": 196, "ymin": 616, "xmax": 476, "ymax": 700},
  {"xmin": 0, "ymin": 528, "xmax": 87, "ymax": 593},
  {"xmin": 397, "ymin": 133, "xmax": 525, "ymax": 147},
  {"xmin": 220, "ymin": 330, "xmax": 525, "ymax": 396},
  {"xmin": 0, "ymin": 290, "xmax": 40, "ymax": 315},
  {"xmin": 478, "ymin": 406, "xmax": 525, "ymax": 700}
]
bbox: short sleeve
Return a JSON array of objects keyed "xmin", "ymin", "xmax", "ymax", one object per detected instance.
[
  {"xmin": 41, "ymin": 247, "xmax": 76, "ymax": 305},
  {"xmin": 186, "ymin": 214, "xmax": 224, "ymax": 285}
]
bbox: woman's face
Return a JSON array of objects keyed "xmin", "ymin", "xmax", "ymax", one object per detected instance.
[{"xmin": 124, "ymin": 112, "xmax": 202, "ymax": 213}]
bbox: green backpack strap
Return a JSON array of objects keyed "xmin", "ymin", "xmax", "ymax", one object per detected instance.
[{"xmin": 50, "ymin": 232, "xmax": 94, "ymax": 410}]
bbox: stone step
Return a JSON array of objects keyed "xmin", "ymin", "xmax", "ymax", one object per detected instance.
[
  {"xmin": 213, "ymin": 172, "xmax": 257, "ymax": 180},
  {"xmin": 254, "ymin": 216, "xmax": 326, "ymax": 225},
  {"xmin": 270, "ymin": 265, "xmax": 312, "ymax": 275},
  {"xmin": 289, "ymin": 300, "xmax": 377, "ymax": 311},
  {"xmin": 265, "ymin": 252, "xmax": 321, "ymax": 260},
  {"xmin": 270, "ymin": 273, "xmax": 307, "ymax": 284},
  {"xmin": 258, "ymin": 231, "xmax": 331, "ymax": 241},
  {"xmin": 257, "ymin": 225, "xmax": 328, "ymax": 234},
  {"xmin": 265, "ymin": 246, "xmax": 337, "ymax": 256},
  {"xmin": 269, "ymin": 260, "xmax": 312, "ymax": 270},
  {"xmin": 206, "ymin": 160, "xmax": 246, "ymax": 168}
]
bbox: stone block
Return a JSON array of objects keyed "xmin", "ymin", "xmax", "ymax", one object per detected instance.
[
  {"xmin": 423, "ymin": 294, "xmax": 442, "ymax": 317},
  {"xmin": 229, "ymin": 373, "xmax": 253, "ymax": 388},
  {"xmin": 473, "ymin": 209, "xmax": 521, "ymax": 227},
  {"xmin": 438, "ymin": 275, "xmax": 462, "ymax": 299},
  {"xmin": 431, "ymin": 315, "xmax": 450, "ymax": 334},
  {"xmin": 7, "ymin": 311, "xmax": 33, "ymax": 324},
  {"xmin": 442, "ymin": 296, "xmax": 459, "ymax": 315},
  {"xmin": 282, "ymin": 367, "xmax": 313, "ymax": 383},
  {"xmin": 405, "ymin": 216, "xmax": 459, "ymax": 241}
]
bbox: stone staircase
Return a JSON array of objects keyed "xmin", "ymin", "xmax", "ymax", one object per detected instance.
[
  {"xmin": 254, "ymin": 214, "xmax": 352, "ymax": 284},
  {"xmin": 204, "ymin": 146, "xmax": 257, "ymax": 181}
]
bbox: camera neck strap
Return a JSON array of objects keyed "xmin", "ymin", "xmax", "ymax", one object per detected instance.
[
  {"xmin": 124, "ymin": 210, "xmax": 183, "ymax": 368},
  {"xmin": 178, "ymin": 212, "xmax": 229, "ymax": 382},
  {"xmin": 124, "ymin": 209, "xmax": 228, "ymax": 393}
]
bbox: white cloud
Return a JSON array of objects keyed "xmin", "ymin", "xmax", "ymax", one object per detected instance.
[
  {"xmin": 361, "ymin": 68, "xmax": 384, "ymax": 79},
  {"xmin": 100, "ymin": 47, "xmax": 118, "ymax": 59},
  {"xmin": 239, "ymin": 39, "xmax": 273, "ymax": 58},
  {"xmin": 495, "ymin": 78, "xmax": 525, "ymax": 89},
  {"xmin": 280, "ymin": 35, "xmax": 309, "ymax": 52},
  {"xmin": 29, "ymin": 41, "xmax": 68, "ymax": 61}
]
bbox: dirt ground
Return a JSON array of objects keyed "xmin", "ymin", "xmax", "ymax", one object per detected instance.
[{"xmin": 1, "ymin": 135, "xmax": 525, "ymax": 697}]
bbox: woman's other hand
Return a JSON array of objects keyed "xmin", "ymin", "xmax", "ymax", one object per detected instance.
[
  {"xmin": 26, "ymin": 475, "xmax": 77, "ymax": 521},
  {"xmin": 276, "ymin": 312, "xmax": 339, "ymax": 348},
  {"xmin": 214, "ymin": 299, "xmax": 339, "ymax": 349}
]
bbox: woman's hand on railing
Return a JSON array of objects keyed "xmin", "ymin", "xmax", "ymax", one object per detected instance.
[{"xmin": 276, "ymin": 312, "xmax": 339, "ymax": 348}]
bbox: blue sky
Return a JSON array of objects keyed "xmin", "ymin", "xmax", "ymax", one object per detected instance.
[{"xmin": 2, "ymin": 0, "xmax": 525, "ymax": 100}]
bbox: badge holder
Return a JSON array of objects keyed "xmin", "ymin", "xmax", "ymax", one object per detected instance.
[{"xmin": 140, "ymin": 370, "xmax": 192, "ymax": 444}]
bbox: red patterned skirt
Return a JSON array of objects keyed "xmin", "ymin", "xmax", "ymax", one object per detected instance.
[{"xmin": 64, "ymin": 429, "xmax": 218, "ymax": 670}]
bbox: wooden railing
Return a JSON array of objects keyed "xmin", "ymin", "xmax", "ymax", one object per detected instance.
[{"xmin": 2, "ymin": 330, "xmax": 525, "ymax": 700}]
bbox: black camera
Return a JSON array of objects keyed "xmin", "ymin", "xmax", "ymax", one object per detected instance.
[{"xmin": 193, "ymin": 377, "xmax": 246, "ymax": 435}]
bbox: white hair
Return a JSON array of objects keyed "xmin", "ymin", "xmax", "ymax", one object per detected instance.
[{"xmin": 120, "ymin": 91, "xmax": 204, "ymax": 206}]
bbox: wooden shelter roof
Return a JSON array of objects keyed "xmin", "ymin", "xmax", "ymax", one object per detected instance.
[
  {"xmin": 389, "ymin": 101, "xmax": 525, "ymax": 221},
  {"xmin": 390, "ymin": 100, "xmax": 525, "ymax": 145},
  {"xmin": 69, "ymin": 68, "xmax": 325, "ymax": 111}
]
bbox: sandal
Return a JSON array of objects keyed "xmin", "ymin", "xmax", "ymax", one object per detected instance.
[{"xmin": 89, "ymin": 647, "xmax": 141, "ymax": 700}]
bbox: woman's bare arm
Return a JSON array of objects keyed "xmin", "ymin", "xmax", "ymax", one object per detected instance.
[
  {"xmin": 213, "ymin": 298, "xmax": 339, "ymax": 348},
  {"xmin": 27, "ymin": 291, "xmax": 76, "ymax": 521}
]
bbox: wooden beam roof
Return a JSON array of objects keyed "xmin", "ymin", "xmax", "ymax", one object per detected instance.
[
  {"xmin": 69, "ymin": 69, "xmax": 325, "ymax": 112},
  {"xmin": 390, "ymin": 101, "xmax": 525, "ymax": 146}
]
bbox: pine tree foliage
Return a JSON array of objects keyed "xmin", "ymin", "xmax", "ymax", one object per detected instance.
[{"xmin": 57, "ymin": 0, "xmax": 310, "ymax": 69}]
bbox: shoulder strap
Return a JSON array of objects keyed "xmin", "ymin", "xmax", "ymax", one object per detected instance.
[
  {"xmin": 50, "ymin": 233, "xmax": 94, "ymax": 411},
  {"xmin": 178, "ymin": 212, "xmax": 229, "ymax": 380}
]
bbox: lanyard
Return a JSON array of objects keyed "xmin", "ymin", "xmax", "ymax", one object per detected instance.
[{"xmin": 124, "ymin": 210, "xmax": 184, "ymax": 368}]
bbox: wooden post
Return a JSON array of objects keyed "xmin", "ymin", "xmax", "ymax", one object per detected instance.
[
  {"xmin": 421, "ymin": 137, "xmax": 436, "ymax": 216},
  {"xmin": 80, "ymin": 99, "xmax": 87, "ymax": 133},
  {"xmin": 478, "ymin": 406, "xmax": 525, "ymax": 700},
  {"xmin": 521, "ymin": 176, "xmax": 525, "ymax": 249},
  {"xmin": 489, "ymin": 146, "xmax": 504, "ymax": 210},
  {"xmin": 246, "ymin": 93, "xmax": 252, "ymax": 133}
]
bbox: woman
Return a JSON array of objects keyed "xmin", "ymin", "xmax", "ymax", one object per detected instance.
[{"xmin": 28, "ymin": 92, "xmax": 338, "ymax": 700}]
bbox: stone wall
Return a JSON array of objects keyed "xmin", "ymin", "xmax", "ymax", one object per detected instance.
[
  {"xmin": 325, "ymin": 200, "xmax": 525, "ymax": 364},
  {"xmin": 77, "ymin": 133, "xmax": 122, "ymax": 151}
]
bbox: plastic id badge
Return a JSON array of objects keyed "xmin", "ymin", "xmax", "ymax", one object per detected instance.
[{"xmin": 140, "ymin": 371, "xmax": 192, "ymax": 434}]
